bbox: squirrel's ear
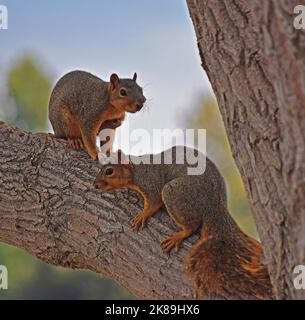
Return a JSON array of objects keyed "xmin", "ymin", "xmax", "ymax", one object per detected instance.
[
  {"xmin": 110, "ymin": 73, "xmax": 120, "ymax": 89},
  {"xmin": 133, "ymin": 72, "xmax": 137, "ymax": 82}
]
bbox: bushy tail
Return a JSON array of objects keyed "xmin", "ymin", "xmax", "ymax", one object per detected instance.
[
  {"xmin": 185, "ymin": 226, "xmax": 274, "ymax": 300},
  {"xmin": 185, "ymin": 231, "xmax": 226, "ymax": 299},
  {"xmin": 186, "ymin": 237, "xmax": 208, "ymax": 299}
]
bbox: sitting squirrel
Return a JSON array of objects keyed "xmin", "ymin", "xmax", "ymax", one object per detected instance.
[
  {"xmin": 94, "ymin": 146, "xmax": 273, "ymax": 299},
  {"xmin": 49, "ymin": 71, "xmax": 146, "ymax": 159}
]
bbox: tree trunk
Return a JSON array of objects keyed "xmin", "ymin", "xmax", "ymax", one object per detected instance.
[
  {"xmin": 187, "ymin": 0, "xmax": 305, "ymax": 299},
  {"xmin": 0, "ymin": 121, "xmax": 197, "ymax": 299}
]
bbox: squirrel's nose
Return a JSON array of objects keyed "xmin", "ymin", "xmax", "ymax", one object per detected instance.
[
  {"xmin": 136, "ymin": 103, "xmax": 143, "ymax": 111},
  {"xmin": 94, "ymin": 178, "xmax": 100, "ymax": 189},
  {"xmin": 135, "ymin": 97, "xmax": 146, "ymax": 110}
]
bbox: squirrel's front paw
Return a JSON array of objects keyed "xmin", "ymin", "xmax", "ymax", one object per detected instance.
[
  {"xmin": 68, "ymin": 138, "xmax": 84, "ymax": 151},
  {"xmin": 131, "ymin": 213, "xmax": 148, "ymax": 231},
  {"xmin": 87, "ymin": 148, "xmax": 99, "ymax": 160}
]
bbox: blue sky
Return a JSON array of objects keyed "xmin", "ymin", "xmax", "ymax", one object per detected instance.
[{"xmin": 0, "ymin": 0, "xmax": 213, "ymax": 153}]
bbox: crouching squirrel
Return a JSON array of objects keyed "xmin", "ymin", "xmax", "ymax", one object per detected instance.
[
  {"xmin": 94, "ymin": 146, "xmax": 273, "ymax": 300},
  {"xmin": 49, "ymin": 71, "xmax": 146, "ymax": 159}
]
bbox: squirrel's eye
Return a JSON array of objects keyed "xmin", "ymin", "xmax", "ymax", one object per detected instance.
[
  {"xmin": 105, "ymin": 167, "xmax": 114, "ymax": 177},
  {"xmin": 119, "ymin": 88, "xmax": 127, "ymax": 97}
]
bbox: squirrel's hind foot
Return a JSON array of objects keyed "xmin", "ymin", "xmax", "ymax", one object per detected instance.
[
  {"xmin": 161, "ymin": 232, "xmax": 184, "ymax": 253},
  {"xmin": 161, "ymin": 225, "xmax": 197, "ymax": 253}
]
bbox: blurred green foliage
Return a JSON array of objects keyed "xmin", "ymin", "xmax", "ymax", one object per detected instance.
[
  {"xmin": 0, "ymin": 243, "xmax": 132, "ymax": 300},
  {"xmin": 0, "ymin": 55, "xmax": 131, "ymax": 300},
  {"xmin": 7, "ymin": 57, "xmax": 51, "ymax": 131},
  {"xmin": 187, "ymin": 96, "xmax": 257, "ymax": 238}
]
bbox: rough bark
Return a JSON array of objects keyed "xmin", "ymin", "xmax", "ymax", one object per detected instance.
[
  {"xmin": 0, "ymin": 121, "xmax": 197, "ymax": 299},
  {"xmin": 187, "ymin": 0, "xmax": 305, "ymax": 299}
]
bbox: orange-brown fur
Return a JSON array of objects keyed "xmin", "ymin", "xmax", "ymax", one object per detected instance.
[
  {"xmin": 49, "ymin": 71, "xmax": 145, "ymax": 159},
  {"xmin": 94, "ymin": 147, "xmax": 273, "ymax": 299}
]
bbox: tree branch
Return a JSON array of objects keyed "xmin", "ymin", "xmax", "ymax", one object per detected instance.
[{"xmin": 0, "ymin": 121, "xmax": 197, "ymax": 299}]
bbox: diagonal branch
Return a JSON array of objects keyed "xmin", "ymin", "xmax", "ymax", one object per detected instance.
[{"xmin": 0, "ymin": 121, "xmax": 197, "ymax": 299}]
